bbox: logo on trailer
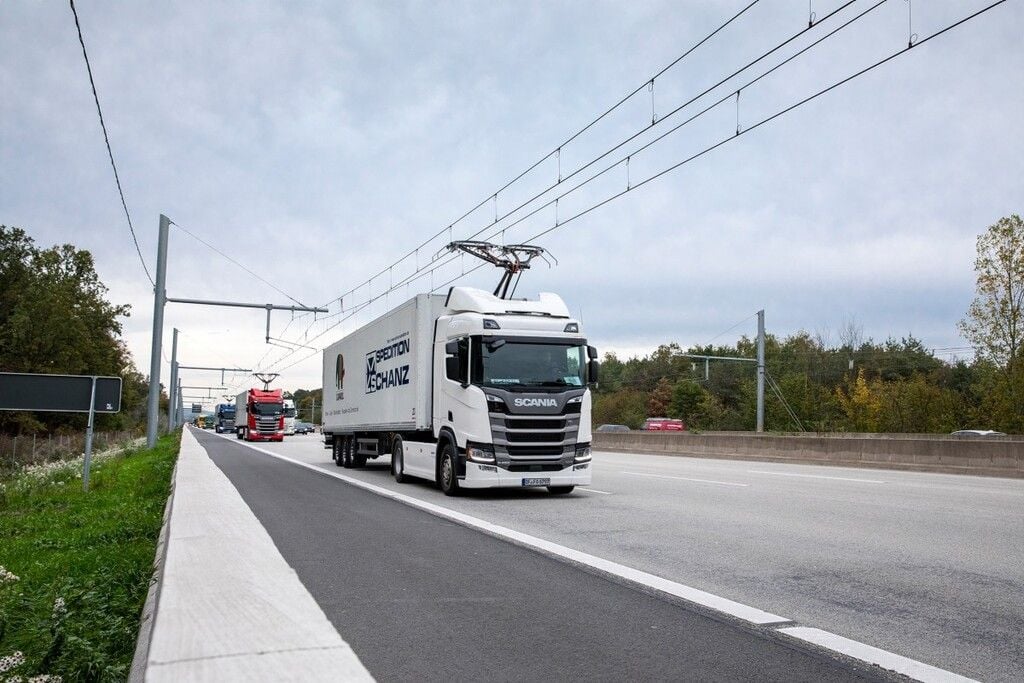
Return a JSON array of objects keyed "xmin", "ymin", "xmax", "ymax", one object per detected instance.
[
  {"xmin": 513, "ymin": 397, "xmax": 558, "ymax": 408},
  {"xmin": 365, "ymin": 336, "xmax": 412, "ymax": 394}
]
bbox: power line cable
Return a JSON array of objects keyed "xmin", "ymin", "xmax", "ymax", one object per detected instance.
[
  {"xmin": 262, "ymin": 0, "xmax": 1007, "ymax": 375},
  {"xmin": 169, "ymin": 220, "xmax": 310, "ymax": 307},
  {"xmin": 308, "ymin": 1, "xmax": 762, "ymax": 320},
  {"xmin": 68, "ymin": 0, "xmax": 153, "ymax": 285}
]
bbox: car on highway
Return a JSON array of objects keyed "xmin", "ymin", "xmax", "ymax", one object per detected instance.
[
  {"xmin": 293, "ymin": 421, "xmax": 316, "ymax": 434},
  {"xmin": 951, "ymin": 429, "xmax": 1006, "ymax": 437},
  {"xmin": 641, "ymin": 417, "xmax": 685, "ymax": 431},
  {"xmin": 595, "ymin": 424, "xmax": 630, "ymax": 432}
]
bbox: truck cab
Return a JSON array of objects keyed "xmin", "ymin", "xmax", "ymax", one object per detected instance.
[
  {"xmin": 283, "ymin": 399, "xmax": 297, "ymax": 435},
  {"xmin": 430, "ymin": 288, "xmax": 596, "ymax": 493}
]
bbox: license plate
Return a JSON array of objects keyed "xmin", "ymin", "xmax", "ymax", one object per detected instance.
[{"xmin": 521, "ymin": 477, "xmax": 550, "ymax": 487}]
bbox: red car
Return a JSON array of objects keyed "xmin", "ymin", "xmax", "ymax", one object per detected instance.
[{"xmin": 641, "ymin": 418, "xmax": 686, "ymax": 431}]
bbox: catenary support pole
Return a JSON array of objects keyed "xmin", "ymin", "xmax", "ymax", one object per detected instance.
[
  {"xmin": 756, "ymin": 309, "xmax": 765, "ymax": 433},
  {"xmin": 168, "ymin": 327, "xmax": 179, "ymax": 430},
  {"xmin": 146, "ymin": 215, "xmax": 170, "ymax": 447}
]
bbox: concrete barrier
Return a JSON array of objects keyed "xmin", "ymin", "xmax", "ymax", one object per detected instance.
[{"xmin": 592, "ymin": 431, "xmax": 1024, "ymax": 478}]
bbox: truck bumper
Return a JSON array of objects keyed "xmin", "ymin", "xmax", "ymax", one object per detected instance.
[{"xmin": 460, "ymin": 461, "xmax": 592, "ymax": 489}]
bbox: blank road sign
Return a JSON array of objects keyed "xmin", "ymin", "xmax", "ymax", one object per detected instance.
[{"xmin": 0, "ymin": 373, "xmax": 122, "ymax": 413}]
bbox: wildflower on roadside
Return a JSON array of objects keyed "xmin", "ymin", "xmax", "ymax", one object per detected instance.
[
  {"xmin": 0, "ymin": 566, "xmax": 19, "ymax": 584},
  {"xmin": 51, "ymin": 597, "xmax": 67, "ymax": 621},
  {"xmin": 0, "ymin": 651, "xmax": 25, "ymax": 673},
  {"xmin": 28, "ymin": 675, "xmax": 63, "ymax": 683}
]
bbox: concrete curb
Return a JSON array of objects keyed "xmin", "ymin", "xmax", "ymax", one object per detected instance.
[
  {"xmin": 140, "ymin": 426, "xmax": 373, "ymax": 682},
  {"xmin": 128, "ymin": 455, "xmax": 177, "ymax": 683}
]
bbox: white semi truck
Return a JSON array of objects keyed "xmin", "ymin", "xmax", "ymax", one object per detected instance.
[{"xmin": 321, "ymin": 286, "xmax": 598, "ymax": 495}]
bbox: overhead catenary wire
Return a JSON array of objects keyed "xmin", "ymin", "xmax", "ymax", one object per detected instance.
[
  {"xmin": 293, "ymin": 0, "xmax": 762, "ymax": 326},
  {"xmin": 262, "ymin": 0, "xmax": 1007, "ymax": 377},
  {"xmin": 280, "ymin": 0, "xmax": 876, "ymax": 349},
  {"xmin": 170, "ymin": 220, "xmax": 310, "ymax": 308},
  {"xmin": 68, "ymin": 0, "xmax": 153, "ymax": 286}
]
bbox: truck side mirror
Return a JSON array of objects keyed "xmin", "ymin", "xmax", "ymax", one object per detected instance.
[
  {"xmin": 588, "ymin": 359, "xmax": 600, "ymax": 385},
  {"xmin": 445, "ymin": 340, "xmax": 459, "ymax": 356},
  {"xmin": 587, "ymin": 345, "xmax": 598, "ymax": 360},
  {"xmin": 446, "ymin": 355, "xmax": 461, "ymax": 382}
]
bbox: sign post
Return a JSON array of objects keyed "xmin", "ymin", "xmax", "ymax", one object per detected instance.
[{"xmin": 0, "ymin": 372, "xmax": 122, "ymax": 492}]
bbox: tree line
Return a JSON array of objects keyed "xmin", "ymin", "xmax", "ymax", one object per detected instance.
[
  {"xmin": 0, "ymin": 226, "xmax": 154, "ymax": 435},
  {"xmin": 594, "ymin": 215, "xmax": 1023, "ymax": 434}
]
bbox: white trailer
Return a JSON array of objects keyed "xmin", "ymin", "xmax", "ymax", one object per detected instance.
[{"xmin": 322, "ymin": 287, "xmax": 598, "ymax": 495}]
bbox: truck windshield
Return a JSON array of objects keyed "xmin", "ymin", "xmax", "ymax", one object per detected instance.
[
  {"xmin": 471, "ymin": 337, "xmax": 585, "ymax": 389},
  {"xmin": 283, "ymin": 406, "xmax": 297, "ymax": 418},
  {"xmin": 219, "ymin": 408, "xmax": 235, "ymax": 418},
  {"xmin": 253, "ymin": 402, "xmax": 283, "ymax": 416}
]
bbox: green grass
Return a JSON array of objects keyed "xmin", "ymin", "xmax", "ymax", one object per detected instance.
[{"xmin": 0, "ymin": 432, "xmax": 179, "ymax": 682}]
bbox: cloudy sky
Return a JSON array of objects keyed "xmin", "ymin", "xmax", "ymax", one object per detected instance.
[{"xmin": 2, "ymin": 0, "xmax": 1021, "ymax": 401}]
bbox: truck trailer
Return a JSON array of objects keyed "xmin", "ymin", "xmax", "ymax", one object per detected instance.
[
  {"xmin": 321, "ymin": 286, "xmax": 598, "ymax": 495},
  {"xmin": 235, "ymin": 388, "xmax": 285, "ymax": 442}
]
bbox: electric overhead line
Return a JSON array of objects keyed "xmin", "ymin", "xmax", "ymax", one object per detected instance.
[
  {"xmin": 170, "ymin": 220, "xmax": 310, "ymax": 308},
  {"xmin": 261, "ymin": 0, "xmax": 1007, "ymax": 376},
  {"xmin": 266, "ymin": 1, "xmax": 870, "ymax": 365},
  {"xmin": 68, "ymin": 0, "xmax": 153, "ymax": 286},
  {"xmin": 292, "ymin": 1, "xmax": 761, "ymax": 325}
]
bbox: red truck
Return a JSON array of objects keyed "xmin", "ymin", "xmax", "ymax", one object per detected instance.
[
  {"xmin": 641, "ymin": 417, "xmax": 686, "ymax": 431},
  {"xmin": 234, "ymin": 388, "xmax": 285, "ymax": 442}
]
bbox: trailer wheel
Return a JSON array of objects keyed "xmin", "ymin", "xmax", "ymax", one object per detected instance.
[
  {"xmin": 391, "ymin": 436, "xmax": 407, "ymax": 483},
  {"xmin": 547, "ymin": 486, "xmax": 575, "ymax": 495},
  {"xmin": 342, "ymin": 436, "xmax": 354, "ymax": 468},
  {"xmin": 439, "ymin": 442, "xmax": 460, "ymax": 496},
  {"xmin": 332, "ymin": 437, "xmax": 344, "ymax": 467}
]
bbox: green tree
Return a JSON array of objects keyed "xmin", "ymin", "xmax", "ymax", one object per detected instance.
[
  {"xmin": 958, "ymin": 214, "xmax": 1024, "ymax": 432},
  {"xmin": 647, "ymin": 377, "xmax": 672, "ymax": 417}
]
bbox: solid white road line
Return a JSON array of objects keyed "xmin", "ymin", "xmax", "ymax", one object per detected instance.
[
  {"xmin": 778, "ymin": 627, "xmax": 978, "ymax": 683},
  {"xmin": 229, "ymin": 439, "xmax": 789, "ymax": 626},
  {"xmin": 621, "ymin": 471, "xmax": 749, "ymax": 487},
  {"xmin": 577, "ymin": 487, "xmax": 613, "ymax": 495},
  {"xmin": 746, "ymin": 470, "xmax": 886, "ymax": 484}
]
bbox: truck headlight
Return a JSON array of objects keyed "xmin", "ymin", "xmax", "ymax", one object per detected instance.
[
  {"xmin": 574, "ymin": 444, "xmax": 592, "ymax": 462},
  {"xmin": 466, "ymin": 444, "xmax": 496, "ymax": 464}
]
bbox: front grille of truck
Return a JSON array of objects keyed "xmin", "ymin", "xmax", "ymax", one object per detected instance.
[
  {"xmin": 256, "ymin": 416, "xmax": 279, "ymax": 434},
  {"xmin": 489, "ymin": 407, "xmax": 580, "ymax": 466}
]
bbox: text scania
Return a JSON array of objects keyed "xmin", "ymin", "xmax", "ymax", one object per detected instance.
[
  {"xmin": 513, "ymin": 397, "xmax": 558, "ymax": 408},
  {"xmin": 365, "ymin": 338, "xmax": 412, "ymax": 394}
]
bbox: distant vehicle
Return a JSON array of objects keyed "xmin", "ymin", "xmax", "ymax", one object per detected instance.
[
  {"xmin": 214, "ymin": 403, "xmax": 236, "ymax": 434},
  {"xmin": 283, "ymin": 398, "xmax": 297, "ymax": 435},
  {"xmin": 294, "ymin": 421, "xmax": 315, "ymax": 434},
  {"xmin": 642, "ymin": 418, "xmax": 685, "ymax": 431},
  {"xmin": 235, "ymin": 388, "xmax": 285, "ymax": 442},
  {"xmin": 951, "ymin": 429, "xmax": 1006, "ymax": 437},
  {"xmin": 595, "ymin": 424, "xmax": 630, "ymax": 432}
]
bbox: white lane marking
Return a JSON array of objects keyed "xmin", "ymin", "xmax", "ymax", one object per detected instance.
[
  {"xmin": 746, "ymin": 470, "xmax": 886, "ymax": 484},
  {"xmin": 778, "ymin": 627, "xmax": 977, "ymax": 683},
  {"xmin": 577, "ymin": 487, "xmax": 612, "ymax": 495},
  {"xmin": 228, "ymin": 439, "xmax": 788, "ymax": 625},
  {"xmin": 621, "ymin": 471, "xmax": 749, "ymax": 488}
]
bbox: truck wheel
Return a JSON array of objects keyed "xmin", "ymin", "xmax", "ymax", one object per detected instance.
[
  {"xmin": 332, "ymin": 437, "xmax": 344, "ymax": 467},
  {"xmin": 342, "ymin": 437, "xmax": 354, "ymax": 468},
  {"xmin": 439, "ymin": 442, "xmax": 460, "ymax": 496},
  {"xmin": 235, "ymin": 428, "xmax": 243, "ymax": 440},
  {"xmin": 547, "ymin": 486, "xmax": 575, "ymax": 495},
  {"xmin": 391, "ymin": 436, "xmax": 407, "ymax": 483}
]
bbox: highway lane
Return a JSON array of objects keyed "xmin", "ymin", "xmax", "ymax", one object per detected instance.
[
  {"xmin": 226, "ymin": 432, "xmax": 1024, "ymax": 682},
  {"xmin": 193, "ymin": 430, "xmax": 888, "ymax": 682}
]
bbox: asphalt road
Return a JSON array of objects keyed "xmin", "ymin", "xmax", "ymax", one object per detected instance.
[
  {"xmin": 215, "ymin": 431, "xmax": 1024, "ymax": 682},
  {"xmin": 194, "ymin": 430, "xmax": 892, "ymax": 682}
]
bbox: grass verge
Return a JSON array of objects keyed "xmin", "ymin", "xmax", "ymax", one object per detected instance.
[{"xmin": 0, "ymin": 431, "xmax": 179, "ymax": 682}]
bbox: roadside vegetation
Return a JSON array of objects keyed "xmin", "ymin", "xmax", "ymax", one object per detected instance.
[
  {"xmin": 594, "ymin": 214, "xmax": 1024, "ymax": 434},
  {"xmin": 0, "ymin": 432, "xmax": 179, "ymax": 682}
]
